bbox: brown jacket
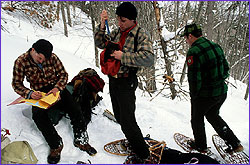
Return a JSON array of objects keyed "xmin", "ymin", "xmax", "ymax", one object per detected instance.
[{"xmin": 12, "ymin": 52, "xmax": 68, "ymax": 98}]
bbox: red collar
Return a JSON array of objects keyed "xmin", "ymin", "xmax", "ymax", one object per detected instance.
[{"xmin": 119, "ymin": 23, "xmax": 137, "ymax": 48}]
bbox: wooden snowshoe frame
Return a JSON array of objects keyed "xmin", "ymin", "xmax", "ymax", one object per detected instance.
[{"xmin": 104, "ymin": 138, "xmax": 166, "ymax": 163}]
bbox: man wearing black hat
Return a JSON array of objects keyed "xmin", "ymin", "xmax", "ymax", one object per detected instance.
[
  {"xmin": 181, "ymin": 24, "xmax": 243, "ymax": 154},
  {"xmin": 12, "ymin": 39, "xmax": 97, "ymax": 164},
  {"xmin": 95, "ymin": 2, "xmax": 154, "ymax": 164}
]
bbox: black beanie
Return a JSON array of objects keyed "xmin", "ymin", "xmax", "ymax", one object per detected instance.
[
  {"xmin": 32, "ymin": 39, "xmax": 53, "ymax": 59},
  {"xmin": 116, "ymin": 2, "xmax": 137, "ymax": 20}
]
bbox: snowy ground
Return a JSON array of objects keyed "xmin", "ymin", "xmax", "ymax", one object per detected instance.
[{"xmin": 1, "ymin": 9, "xmax": 249, "ymax": 164}]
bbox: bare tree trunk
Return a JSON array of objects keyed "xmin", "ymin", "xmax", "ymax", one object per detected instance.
[
  {"xmin": 180, "ymin": 2, "xmax": 191, "ymax": 85},
  {"xmin": 153, "ymin": 1, "xmax": 177, "ymax": 99},
  {"xmin": 244, "ymin": 80, "xmax": 249, "ymax": 100},
  {"xmin": 195, "ymin": 1, "xmax": 204, "ymax": 24},
  {"xmin": 66, "ymin": 1, "xmax": 72, "ymax": 27},
  {"xmin": 180, "ymin": 63, "xmax": 187, "ymax": 85},
  {"xmin": 132, "ymin": 1, "xmax": 157, "ymax": 93},
  {"xmin": 60, "ymin": 2, "xmax": 68, "ymax": 37},
  {"xmin": 206, "ymin": 1, "xmax": 214, "ymax": 40},
  {"xmin": 89, "ymin": 1, "xmax": 99, "ymax": 68},
  {"xmin": 56, "ymin": 1, "xmax": 60, "ymax": 21}
]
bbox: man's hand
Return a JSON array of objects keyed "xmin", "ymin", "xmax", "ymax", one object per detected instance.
[
  {"xmin": 46, "ymin": 88, "xmax": 61, "ymax": 101},
  {"xmin": 100, "ymin": 10, "xmax": 108, "ymax": 30},
  {"xmin": 31, "ymin": 91, "xmax": 43, "ymax": 100},
  {"xmin": 46, "ymin": 88, "xmax": 59, "ymax": 96},
  {"xmin": 111, "ymin": 50, "xmax": 123, "ymax": 60}
]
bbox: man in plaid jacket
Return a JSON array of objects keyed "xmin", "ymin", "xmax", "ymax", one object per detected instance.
[
  {"xmin": 12, "ymin": 39, "xmax": 96, "ymax": 164},
  {"xmin": 181, "ymin": 24, "xmax": 243, "ymax": 154},
  {"xmin": 95, "ymin": 2, "xmax": 154, "ymax": 163}
]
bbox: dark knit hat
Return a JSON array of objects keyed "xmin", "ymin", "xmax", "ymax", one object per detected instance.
[
  {"xmin": 180, "ymin": 24, "xmax": 202, "ymax": 37},
  {"xmin": 32, "ymin": 39, "xmax": 53, "ymax": 59},
  {"xmin": 116, "ymin": 2, "xmax": 137, "ymax": 20}
]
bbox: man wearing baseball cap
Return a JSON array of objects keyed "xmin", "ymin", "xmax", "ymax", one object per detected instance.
[
  {"xmin": 12, "ymin": 39, "xmax": 97, "ymax": 164},
  {"xmin": 95, "ymin": 2, "xmax": 154, "ymax": 164},
  {"xmin": 181, "ymin": 24, "xmax": 243, "ymax": 154}
]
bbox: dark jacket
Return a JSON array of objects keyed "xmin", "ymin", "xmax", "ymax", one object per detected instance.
[{"xmin": 186, "ymin": 37, "xmax": 229, "ymax": 98}]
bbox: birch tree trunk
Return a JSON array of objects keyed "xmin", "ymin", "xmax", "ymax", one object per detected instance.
[
  {"xmin": 66, "ymin": 1, "xmax": 72, "ymax": 27},
  {"xmin": 89, "ymin": 1, "xmax": 99, "ymax": 68},
  {"xmin": 206, "ymin": 1, "xmax": 214, "ymax": 40},
  {"xmin": 195, "ymin": 1, "xmax": 204, "ymax": 24},
  {"xmin": 60, "ymin": 2, "xmax": 68, "ymax": 37},
  {"xmin": 153, "ymin": 1, "xmax": 177, "ymax": 99}
]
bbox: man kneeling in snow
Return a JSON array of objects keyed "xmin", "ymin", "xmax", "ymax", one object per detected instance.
[{"xmin": 11, "ymin": 39, "xmax": 97, "ymax": 164}]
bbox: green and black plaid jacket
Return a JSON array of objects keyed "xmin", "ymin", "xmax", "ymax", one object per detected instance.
[
  {"xmin": 95, "ymin": 24, "xmax": 154, "ymax": 74},
  {"xmin": 186, "ymin": 37, "xmax": 229, "ymax": 98}
]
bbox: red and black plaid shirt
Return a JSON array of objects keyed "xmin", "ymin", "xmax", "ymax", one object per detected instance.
[{"xmin": 12, "ymin": 52, "xmax": 68, "ymax": 98}]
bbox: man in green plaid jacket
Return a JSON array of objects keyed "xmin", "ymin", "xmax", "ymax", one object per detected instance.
[{"xmin": 181, "ymin": 24, "xmax": 243, "ymax": 154}]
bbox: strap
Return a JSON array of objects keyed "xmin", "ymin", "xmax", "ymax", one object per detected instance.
[
  {"xmin": 129, "ymin": 27, "xmax": 141, "ymax": 74},
  {"xmin": 112, "ymin": 27, "xmax": 141, "ymax": 52},
  {"xmin": 111, "ymin": 29, "xmax": 120, "ymax": 41},
  {"xmin": 134, "ymin": 27, "xmax": 141, "ymax": 52}
]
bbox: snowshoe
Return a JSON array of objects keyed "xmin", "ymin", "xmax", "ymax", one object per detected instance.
[{"xmin": 212, "ymin": 134, "xmax": 249, "ymax": 164}]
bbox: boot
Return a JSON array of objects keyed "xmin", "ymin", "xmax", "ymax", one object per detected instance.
[
  {"xmin": 120, "ymin": 139, "xmax": 133, "ymax": 152},
  {"xmin": 187, "ymin": 140, "xmax": 209, "ymax": 153},
  {"xmin": 74, "ymin": 130, "xmax": 97, "ymax": 156},
  {"xmin": 47, "ymin": 142, "xmax": 63, "ymax": 164},
  {"xmin": 124, "ymin": 152, "xmax": 154, "ymax": 164},
  {"xmin": 124, "ymin": 153, "xmax": 145, "ymax": 164},
  {"xmin": 225, "ymin": 143, "xmax": 244, "ymax": 154}
]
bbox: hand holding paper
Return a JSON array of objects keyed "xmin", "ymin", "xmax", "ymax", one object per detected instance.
[{"xmin": 8, "ymin": 91, "xmax": 60, "ymax": 109}]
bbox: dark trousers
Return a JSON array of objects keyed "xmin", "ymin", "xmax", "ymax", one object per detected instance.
[
  {"xmin": 32, "ymin": 85, "xmax": 86, "ymax": 149},
  {"xmin": 109, "ymin": 75, "xmax": 150, "ymax": 159},
  {"xmin": 191, "ymin": 93, "xmax": 240, "ymax": 150}
]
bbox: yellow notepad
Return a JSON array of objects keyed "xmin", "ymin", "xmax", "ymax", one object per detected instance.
[{"xmin": 21, "ymin": 91, "xmax": 60, "ymax": 109}]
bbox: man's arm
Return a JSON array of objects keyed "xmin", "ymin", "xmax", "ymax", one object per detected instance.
[
  {"xmin": 121, "ymin": 29, "xmax": 154, "ymax": 68},
  {"xmin": 94, "ymin": 24, "xmax": 107, "ymax": 49},
  {"xmin": 12, "ymin": 58, "xmax": 32, "ymax": 98},
  {"xmin": 52, "ymin": 54, "xmax": 68, "ymax": 92},
  {"xmin": 187, "ymin": 50, "xmax": 202, "ymax": 98}
]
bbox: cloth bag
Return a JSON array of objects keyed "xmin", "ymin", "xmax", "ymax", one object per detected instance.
[{"xmin": 1, "ymin": 141, "xmax": 38, "ymax": 164}]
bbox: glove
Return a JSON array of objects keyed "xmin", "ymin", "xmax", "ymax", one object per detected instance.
[{"xmin": 163, "ymin": 74, "xmax": 175, "ymax": 83}]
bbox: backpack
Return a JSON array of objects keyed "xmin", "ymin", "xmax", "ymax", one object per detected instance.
[
  {"xmin": 100, "ymin": 28, "xmax": 140, "ymax": 76},
  {"xmin": 48, "ymin": 68, "xmax": 104, "ymax": 126},
  {"xmin": 1, "ymin": 141, "xmax": 38, "ymax": 164},
  {"xmin": 71, "ymin": 68, "xmax": 105, "ymax": 93},
  {"xmin": 70, "ymin": 68, "xmax": 105, "ymax": 125}
]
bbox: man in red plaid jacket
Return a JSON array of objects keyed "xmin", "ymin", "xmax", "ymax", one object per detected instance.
[{"xmin": 12, "ymin": 39, "xmax": 96, "ymax": 164}]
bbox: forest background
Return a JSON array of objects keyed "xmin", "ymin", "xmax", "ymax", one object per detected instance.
[
  {"xmin": 1, "ymin": 1, "xmax": 249, "ymax": 100},
  {"xmin": 1, "ymin": 1, "xmax": 249, "ymax": 164}
]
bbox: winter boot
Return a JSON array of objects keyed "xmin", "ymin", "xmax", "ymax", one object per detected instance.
[
  {"xmin": 124, "ymin": 153, "xmax": 145, "ymax": 164},
  {"xmin": 120, "ymin": 139, "xmax": 133, "ymax": 152},
  {"xmin": 187, "ymin": 140, "xmax": 209, "ymax": 153},
  {"xmin": 74, "ymin": 130, "xmax": 97, "ymax": 156},
  {"xmin": 47, "ymin": 142, "xmax": 63, "ymax": 164},
  {"xmin": 225, "ymin": 143, "xmax": 244, "ymax": 154},
  {"xmin": 124, "ymin": 152, "xmax": 154, "ymax": 164}
]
